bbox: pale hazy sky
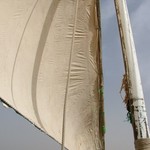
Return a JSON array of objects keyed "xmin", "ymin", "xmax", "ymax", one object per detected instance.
[{"xmin": 0, "ymin": 0, "xmax": 150, "ymax": 150}]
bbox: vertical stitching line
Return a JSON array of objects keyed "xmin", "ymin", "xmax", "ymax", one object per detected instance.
[
  {"xmin": 11, "ymin": 0, "xmax": 39, "ymax": 108},
  {"xmin": 31, "ymin": 0, "xmax": 61, "ymax": 133}
]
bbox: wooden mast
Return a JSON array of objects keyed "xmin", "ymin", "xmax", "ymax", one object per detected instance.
[{"xmin": 114, "ymin": 0, "xmax": 150, "ymax": 144}]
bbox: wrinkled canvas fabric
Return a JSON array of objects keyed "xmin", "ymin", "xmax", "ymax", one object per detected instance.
[
  {"xmin": 0, "ymin": 0, "xmax": 103, "ymax": 149},
  {"xmin": 135, "ymin": 139, "xmax": 150, "ymax": 150}
]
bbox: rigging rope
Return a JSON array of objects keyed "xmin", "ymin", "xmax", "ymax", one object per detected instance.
[{"xmin": 61, "ymin": 0, "xmax": 79, "ymax": 149}]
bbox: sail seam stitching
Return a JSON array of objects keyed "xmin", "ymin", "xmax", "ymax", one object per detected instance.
[
  {"xmin": 11, "ymin": 0, "xmax": 39, "ymax": 108},
  {"xmin": 31, "ymin": 0, "xmax": 61, "ymax": 132}
]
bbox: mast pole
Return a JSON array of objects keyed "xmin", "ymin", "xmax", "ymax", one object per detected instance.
[{"xmin": 114, "ymin": 0, "xmax": 150, "ymax": 149}]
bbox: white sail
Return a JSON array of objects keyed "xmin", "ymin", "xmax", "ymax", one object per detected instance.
[{"xmin": 0, "ymin": 0, "xmax": 103, "ymax": 149}]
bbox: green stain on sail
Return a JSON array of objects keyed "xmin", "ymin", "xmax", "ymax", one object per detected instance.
[{"xmin": 98, "ymin": 87, "xmax": 104, "ymax": 95}]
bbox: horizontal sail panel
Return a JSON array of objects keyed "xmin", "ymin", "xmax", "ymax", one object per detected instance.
[{"xmin": 0, "ymin": 0, "xmax": 102, "ymax": 149}]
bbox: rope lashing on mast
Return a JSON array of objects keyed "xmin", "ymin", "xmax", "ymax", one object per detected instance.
[
  {"xmin": 135, "ymin": 139, "xmax": 150, "ymax": 150},
  {"xmin": 120, "ymin": 74, "xmax": 130, "ymax": 104},
  {"xmin": 120, "ymin": 74, "xmax": 133, "ymax": 123}
]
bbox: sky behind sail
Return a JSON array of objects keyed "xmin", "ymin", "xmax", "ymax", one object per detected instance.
[{"xmin": 0, "ymin": 0, "xmax": 150, "ymax": 150}]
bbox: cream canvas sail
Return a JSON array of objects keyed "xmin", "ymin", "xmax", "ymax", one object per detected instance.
[{"xmin": 0, "ymin": 0, "xmax": 104, "ymax": 150}]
